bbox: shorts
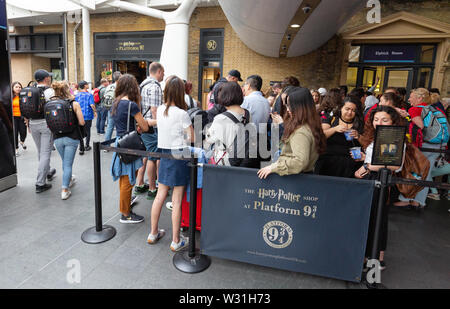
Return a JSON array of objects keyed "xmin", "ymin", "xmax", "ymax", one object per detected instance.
[{"xmin": 141, "ymin": 130, "xmax": 160, "ymax": 161}]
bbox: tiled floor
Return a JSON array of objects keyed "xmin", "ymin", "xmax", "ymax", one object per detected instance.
[{"xmin": 0, "ymin": 129, "xmax": 449, "ymax": 289}]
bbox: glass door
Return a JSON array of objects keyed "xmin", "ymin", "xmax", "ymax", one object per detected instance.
[
  {"xmin": 362, "ymin": 67, "xmax": 377, "ymax": 89},
  {"xmin": 383, "ymin": 68, "xmax": 413, "ymax": 93}
]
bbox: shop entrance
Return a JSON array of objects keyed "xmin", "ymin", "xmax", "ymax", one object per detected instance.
[
  {"xmin": 115, "ymin": 61, "xmax": 149, "ymax": 84},
  {"xmin": 346, "ymin": 44, "xmax": 436, "ymax": 95},
  {"xmin": 200, "ymin": 67, "xmax": 221, "ymax": 109}
]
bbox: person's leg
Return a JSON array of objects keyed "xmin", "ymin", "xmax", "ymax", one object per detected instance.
[
  {"xmin": 54, "ymin": 138, "xmax": 66, "ymax": 187},
  {"xmin": 100, "ymin": 108, "xmax": 107, "ymax": 133},
  {"xmin": 105, "ymin": 110, "xmax": 115, "ymax": 142},
  {"xmin": 150, "ymin": 183, "xmax": 170, "ymax": 235},
  {"xmin": 18, "ymin": 117, "xmax": 27, "ymax": 145},
  {"xmin": 13, "ymin": 117, "xmax": 19, "ymax": 150},
  {"xmin": 119, "ymin": 175, "xmax": 134, "ymax": 216},
  {"xmin": 85, "ymin": 120, "xmax": 92, "ymax": 148},
  {"xmin": 62, "ymin": 138, "xmax": 79, "ymax": 190},
  {"xmin": 37, "ymin": 124, "xmax": 54, "ymax": 186},
  {"xmin": 148, "ymin": 159, "xmax": 157, "ymax": 191},
  {"xmin": 409, "ymin": 150, "xmax": 441, "ymax": 206},
  {"xmin": 171, "ymin": 186, "xmax": 185, "ymax": 244},
  {"xmin": 96, "ymin": 107, "xmax": 102, "ymax": 134},
  {"xmin": 430, "ymin": 162, "xmax": 450, "ymax": 194},
  {"xmin": 136, "ymin": 157, "xmax": 148, "ymax": 187}
]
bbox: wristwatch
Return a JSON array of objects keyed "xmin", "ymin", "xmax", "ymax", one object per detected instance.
[{"xmin": 363, "ymin": 163, "xmax": 370, "ymax": 172}]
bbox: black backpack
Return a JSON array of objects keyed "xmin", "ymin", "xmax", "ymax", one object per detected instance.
[
  {"xmin": 44, "ymin": 98, "xmax": 77, "ymax": 134},
  {"xmin": 19, "ymin": 82, "xmax": 47, "ymax": 119}
]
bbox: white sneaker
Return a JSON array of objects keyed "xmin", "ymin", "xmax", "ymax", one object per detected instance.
[
  {"xmin": 166, "ymin": 202, "xmax": 173, "ymax": 211},
  {"xmin": 147, "ymin": 229, "xmax": 166, "ymax": 244},
  {"xmin": 69, "ymin": 176, "xmax": 76, "ymax": 188},
  {"xmin": 170, "ymin": 236, "xmax": 189, "ymax": 252},
  {"xmin": 61, "ymin": 190, "xmax": 71, "ymax": 200},
  {"xmin": 427, "ymin": 193, "xmax": 440, "ymax": 201}
]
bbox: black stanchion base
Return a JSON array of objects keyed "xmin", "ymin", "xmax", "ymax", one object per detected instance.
[
  {"xmin": 173, "ymin": 249, "xmax": 211, "ymax": 274},
  {"xmin": 81, "ymin": 225, "xmax": 116, "ymax": 244}
]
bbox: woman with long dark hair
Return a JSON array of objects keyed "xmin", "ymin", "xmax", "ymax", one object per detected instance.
[
  {"xmin": 355, "ymin": 105, "xmax": 411, "ymax": 270},
  {"xmin": 315, "ymin": 96, "xmax": 364, "ymax": 178},
  {"xmin": 257, "ymin": 88, "xmax": 326, "ymax": 178},
  {"xmin": 11, "ymin": 81, "xmax": 27, "ymax": 155},
  {"xmin": 318, "ymin": 88, "xmax": 342, "ymax": 120},
  {"xmin": 110, "ymin": 74, "xmax": 150, "ymax": 224},
  {"xmin": 148, "ymin": 75, "xmax": 194, "ymax": 252}
]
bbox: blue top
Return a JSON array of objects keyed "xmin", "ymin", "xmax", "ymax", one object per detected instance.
[
  {"xmin": 112, "ymin": 100, "xmax": 141, "ymax": 137},
  {"xmin": 75, "ymin": 91, "xmax": 95, "ymax": 120},
  {"xmin": 241, "ymin": 91, "xmax": 271, "ymax": 131}
]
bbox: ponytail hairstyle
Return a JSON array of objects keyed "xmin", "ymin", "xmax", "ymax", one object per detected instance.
[{"xmin": 51, "ymin": 81, "xmax": 73, "ymax": 100}]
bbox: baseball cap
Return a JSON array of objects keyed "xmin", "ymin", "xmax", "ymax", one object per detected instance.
[
  {"xmin": 34, "ymin": 69, "xmax": 53, "ymax": 82},
  {"xmin": 318, "ymin": 87, "xmax": 327, "ymax": 96},
  {"xmin": 228, "ymin": 69, "xmax": 243, "ymax": 82},
  {"xmin": 78, "ymin": 80, "xmax": 89, "ymax": 89}
]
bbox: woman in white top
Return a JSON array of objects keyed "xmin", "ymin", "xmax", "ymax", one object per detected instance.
[{"xmin": 147, "ymin": 75, "xmax": 194, "ymax": 252}]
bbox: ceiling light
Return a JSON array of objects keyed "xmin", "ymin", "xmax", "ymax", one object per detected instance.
[
  {"xmin": 39, "ymin": 21, "xmax": 44, "ymax": 24},
  {"xmin": 290, "ymin": 24, "xmax": 300, "ymax": 28}
]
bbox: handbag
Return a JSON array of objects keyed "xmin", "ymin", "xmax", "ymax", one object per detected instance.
[
  {"xmin": 396, "ymin": 144, "xmax": 430, "ymax": 199},
  {"xmin": 117, "ymin": 101, "xmax": 152, "ymax": 164}
]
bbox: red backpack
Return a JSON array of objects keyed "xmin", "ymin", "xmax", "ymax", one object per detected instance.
[{"xmin": 93, "ymin": 88, "xmax": 101, "ymax": 104}]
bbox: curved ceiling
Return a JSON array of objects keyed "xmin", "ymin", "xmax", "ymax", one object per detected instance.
[{"xmin": 218, "ymin": 0, "xmax": 365, "ymax": 58}]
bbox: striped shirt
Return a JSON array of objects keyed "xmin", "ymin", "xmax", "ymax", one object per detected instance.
[
  {"xmin": 76, "ymin": 91, "xmax": 95, "ymax": 120},
  {"xmin": 140, "ymin": 77, "xmax": 163, "ymax": 120}
]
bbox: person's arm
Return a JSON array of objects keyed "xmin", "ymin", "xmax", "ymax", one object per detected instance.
[
  {"xmin": 411, "ymin": 116, "xmax": 424, "ymax": 129},
  {"xmin": 322, "ymin": 123, "xmax": 346, "ymax": 139},
  {"xmin": 89, "ymin": 94, "xmax": 97, "ymax": 117},
  {"xmin": 134, "ymin": 112, "xmax": 149, "ymax": 133},
  {"xmin": 73, "ymin": 101, "xmax": 85, "ymax": 126},
  {"xmin": 258, "ymin": 129, "xmax": 312, "ymax": 178}
]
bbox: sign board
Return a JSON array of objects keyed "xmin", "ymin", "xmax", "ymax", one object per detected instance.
[
  {"xmin": 363, "ymin": 45, "xmax": 417, "ymax": 63},
  {"xmin": 201, "ymin": 166, "xmax": 375, "ymax": 282},
  {"xmin": 372, "ymin": 125, "xmax": 407, "ymax": 167}
]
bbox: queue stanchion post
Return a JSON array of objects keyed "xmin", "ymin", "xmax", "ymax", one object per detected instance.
[
  {"xmin": 81, "ymin": 141, "xmax": 116, "ymax": 244},
  {"xmin": 366, "ymin": 167, "xmax": 390, "ymax": 289},
  {"xmin": 173, "ymin": 154, "xmax": 211, "ymax": 273}
]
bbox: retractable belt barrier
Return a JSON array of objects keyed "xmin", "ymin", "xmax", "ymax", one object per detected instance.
[
  {"xmin": 81, "ymin": 140, "xmax": 211, "ymax": 274},
  {"xmin": 419, "ymin": 147, "xmax": 450, "ymax": 154},
  {"xmin": 81, "ymin": 139, "xmax": 448, "ymax": 281}
]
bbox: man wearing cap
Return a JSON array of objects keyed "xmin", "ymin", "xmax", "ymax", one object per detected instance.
[
  {"xmin": 207, "ymin": 69, "xmax": 243, "ymax": 122},
  {"xmin": 29, "ymin": 69, "xmax": 56, "ymax": 193},
  {"xmin": 75, "ymin": 81, "xmax": 97, "ymax": 154}
]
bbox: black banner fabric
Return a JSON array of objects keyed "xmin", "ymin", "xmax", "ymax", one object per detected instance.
[{"xmin": 200, "ymin": 165, "xmax": 376, "ymax": 283}]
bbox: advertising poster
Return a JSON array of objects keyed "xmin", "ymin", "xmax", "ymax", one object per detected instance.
[
  {"xmin": 372, "ymin": 126, "xmax": 407, "ymax": 167},
  {"xmin": 201, "ymin": 165, "xmax": 375, "ymax": 283}
]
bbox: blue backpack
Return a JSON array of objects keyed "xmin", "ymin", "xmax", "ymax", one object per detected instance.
[{"xmin": 419, "ymin": 105, "xmax": 449, "ymax": 144}]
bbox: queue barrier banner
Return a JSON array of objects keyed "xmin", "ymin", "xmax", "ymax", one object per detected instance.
[{"xmin": 200, "ymin": 165, "xmax": 376, "ymax": 283}]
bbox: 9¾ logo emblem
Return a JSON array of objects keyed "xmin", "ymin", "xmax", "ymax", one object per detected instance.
[
  {"xmin": 263, "ymin": 221, "xmax": 293, "ymax": 249},
  {"xmin": 207, "ymin": 40, "xmax": 217, "ymax": 51}
]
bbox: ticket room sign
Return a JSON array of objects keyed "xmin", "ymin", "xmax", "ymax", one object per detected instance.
[{"xmin": 200, "ymin": 165, "xmax": 375, "ymax": 282}]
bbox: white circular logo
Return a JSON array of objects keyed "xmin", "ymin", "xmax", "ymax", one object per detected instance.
[
  {"xmin": 263, "ymin": 221, "xmax": 293, "ymax": 249},
  {"xmin": 207, "ymin": 40, "xmax": 217, "ymax": 51}
]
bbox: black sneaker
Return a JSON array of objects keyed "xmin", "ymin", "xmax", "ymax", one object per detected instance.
[
  {"xmin": 134, "ymin": 184, "xmax": 149, "ymax": 194},
  {"xmin": 147, "ymin": 189, "xmax": 158, "ymax": 200},
  {"xmin": 79, "ymin": 150, "xmax": 85, "ymax": 155},
  {"xmin": 119, "ymin": 212, "xmax": 144, "ymax": 224},
  {"xmin": 36, "ymin": 183, "xmax": 52, "ymax": 193},
  {"xmin": 85, "ymin": 146, "xmax": 92, "ymax": 151},
  {"xmin": 47, "ymin": 168, "xmax": 56, "ymax": 181},
  {"xmin": 379, "ymin": 261, "xmax": 386, "ymax": 271}
]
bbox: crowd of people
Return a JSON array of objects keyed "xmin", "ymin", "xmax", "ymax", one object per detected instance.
[{"xmin": 12, "ymin": 64, "xmax": 449, "ymax": 266}]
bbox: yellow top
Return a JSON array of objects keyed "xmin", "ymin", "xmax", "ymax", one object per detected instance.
[
  {"xmin": 12, "ymin": 96, "xmax": 21, "ymax": 117},
  {"xmin": 270, "ymin": 125, "xmax": 319, "ymax": 176}
]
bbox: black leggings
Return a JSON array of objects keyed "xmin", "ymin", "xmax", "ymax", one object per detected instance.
[{"xmin": 13, "ymin": 116, "xmax": 27, "ymax": 149}]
